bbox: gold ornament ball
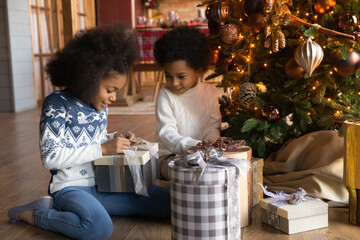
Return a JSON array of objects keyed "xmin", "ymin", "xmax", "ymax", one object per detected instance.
[
  {"xmin": 220, "ymin": 23, "xmax": 240, "ymax": 45},
  {"xmin": 262, "ymin": 104, "xmax": 281, "ymax": 122},
  {"xmin": 314, "ymin": 0, "xmax": 336, "ymax": 14},
  {"xmin": 285, "ymin": 58, "xmax": 306, "ymax": 79},
  {"xmin": 333, "ymin": 49, "xmax": 360, "ymax": 76}
]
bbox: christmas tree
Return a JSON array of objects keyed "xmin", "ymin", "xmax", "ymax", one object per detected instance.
[{"xmin": 199, "ymin": 0, "xmax": 360, "ymax": 158}]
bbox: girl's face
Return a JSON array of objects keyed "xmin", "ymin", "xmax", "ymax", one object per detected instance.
[
  {"xmin": 92, "ymin": 72, "xmax": 127, "ymax": 110},
  {"xmin": 164, "ymin": 60, "xmax": 201, "ymax": 95}
]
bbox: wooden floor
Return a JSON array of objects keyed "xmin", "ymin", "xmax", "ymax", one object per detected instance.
[{"xmin": 1, "ymin": 107, "xmax": 360, "ymax": 239}]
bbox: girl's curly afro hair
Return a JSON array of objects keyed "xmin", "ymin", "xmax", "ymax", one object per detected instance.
[
  {"xmin": 153, "ymin": 26, "xmax": 211, "ymax": 72},
  {"xmin": 45, "ymin": 23, "xmax": 139, "ymax": 104}
]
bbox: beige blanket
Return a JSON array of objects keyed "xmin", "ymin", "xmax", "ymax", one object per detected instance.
[{"xmin": 263, "ymin": 130, "xmax": 348, "ymax": 207}]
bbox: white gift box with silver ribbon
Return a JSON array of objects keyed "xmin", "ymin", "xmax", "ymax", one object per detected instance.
[
  {"xmin": 259, "ymin": 197, "xmax": 328, "ymax": 234},
  {"xmin": 94, "ymin": 139, "xmax": 159, "ymax": 196}
]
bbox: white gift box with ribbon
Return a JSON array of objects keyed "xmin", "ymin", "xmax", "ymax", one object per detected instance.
[
  {"xmin": 259, "ymin": 197, "xmax": 328, "ymax": 234},
  {"xmin": 94, "ymin": 140, "xmax": 159, "ymax": 196}
]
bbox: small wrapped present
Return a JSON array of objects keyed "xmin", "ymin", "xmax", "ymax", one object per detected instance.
[
  {"xmin": 344, "ymin": 120, "xmax": 360, "ymax": 225},
  {"xmin": 94, "ymin": 141, "xmax": 158, "ymax": 196},
  {"xmin": 189, "ymin": 137, "xmax": 253, "ymax": 228},
  {"xmin": 259, "ymin": 187, "xmax": 328, "ymax": 234},
  {"xmin": 251, "ymin": 157, "xmax": 264, "ymax": 207},
  {"xmin": 169, "ymin": 149, "xmax": 250, "ymax": 240}
]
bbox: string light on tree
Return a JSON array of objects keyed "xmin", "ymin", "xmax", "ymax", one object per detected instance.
[{"xmin": 199, "ymin": 0, "xmax": 360, "ymax": 157}]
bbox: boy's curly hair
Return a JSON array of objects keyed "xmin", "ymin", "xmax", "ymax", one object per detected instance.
[
  {"xmin": 153, "ymin": 27, "xmax": 211, "ymax": 72},
  {"xmin": 45, "ymin": 23, "xmax": 139, "ymax": 104}
]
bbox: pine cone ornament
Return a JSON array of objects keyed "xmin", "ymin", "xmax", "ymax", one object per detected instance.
[{"xmin": 239, "ymin": 82, "xmax": 257, "ymax": 105}]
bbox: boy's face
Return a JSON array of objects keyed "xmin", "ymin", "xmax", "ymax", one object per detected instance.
[
  {"xmin": 164, "ymin": 60, "xmax": 201, "ymax": 95},
  {"xmin": 92, "ymin": 73, "xmax": 126, "ymax": 110}
]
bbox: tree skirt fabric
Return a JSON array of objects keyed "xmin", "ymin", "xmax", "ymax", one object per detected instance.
[{"xmin": 263, "ymin": 130, "xmax": 348, "ymax": 207}]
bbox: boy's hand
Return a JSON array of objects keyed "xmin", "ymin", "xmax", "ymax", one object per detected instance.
[{"xmin": 101, "ymin": 135, "xmax": 131, "ymax": 155}]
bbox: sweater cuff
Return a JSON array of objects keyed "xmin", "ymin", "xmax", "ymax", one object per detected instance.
[
  {"xmin": 91, "ymin": 144, "xmax": 103, "ymax": 160},
  {"xmin": 183, "ymin": 137, "xmax": 201, "ymax": 151}
]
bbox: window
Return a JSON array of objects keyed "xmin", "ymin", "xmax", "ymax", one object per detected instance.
[{"xmin": 29, "ymin": 0, "xmax": 95, "ymax": 106}]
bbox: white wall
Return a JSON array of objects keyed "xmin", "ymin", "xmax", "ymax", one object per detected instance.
[{"xmin": 2, "ymin": 0, "xmax": 35, "ymax": 112}]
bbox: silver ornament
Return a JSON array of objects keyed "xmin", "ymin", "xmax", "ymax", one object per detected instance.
[{"xmin": 294, "ymin": 38, "xmax": 324, "ymax": 76}]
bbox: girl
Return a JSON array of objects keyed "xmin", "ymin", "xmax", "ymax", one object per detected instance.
[
  {"xmin": 153, "ymin": 27, "xmax": 221, "ymax": 179},
  {"xmin": 8, "ymin": 24, "xmax": 170, "ymax": 239}
]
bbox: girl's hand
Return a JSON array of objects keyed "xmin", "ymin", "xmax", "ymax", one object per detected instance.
[
  {"xmin": 115, "ymin": 131, "xmax": 136, "ymax": 141},
  {"xmin": 101, "ymin": 136, "xmax": 131, "ymax": 155}
]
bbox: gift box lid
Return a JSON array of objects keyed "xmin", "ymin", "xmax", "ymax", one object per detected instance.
[
  {"xmin": 222, "ymin": 146, "xmax": 252, "ymax": 160},
  {"xmin": 94, "ymin": 143, "xmax": 158, "ymax": 166},
  {"xmin": 259, "ymin": 197, "xmax": 328, "ymax": 220}
]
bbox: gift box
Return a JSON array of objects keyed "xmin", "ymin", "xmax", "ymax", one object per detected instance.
[
  {"xmin": 168, "ymin": 151, "xmax": 250, "ymax": 240},
  {"xmin": 94, "ymin": 143, "xmax": 158, "ymax": 194},
  {"xmin": 259, "ymin": 197, "xmax": 328, "ymax": 234},
  {"xmin": 344, "ymin": 120, "xmax": 360, "ymax": 225},
  {"xmin": 222, "ymin": 146, "xmax": 252, "ymax": 227},
  {"xmin": 251, "ymin": 157, "xmax": 264, "ymax": 207}
]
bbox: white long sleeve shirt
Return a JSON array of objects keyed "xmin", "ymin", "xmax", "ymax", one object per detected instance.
[{"xmin": 155, "ymin": 81, "xmax": 221, "ymax": 155}]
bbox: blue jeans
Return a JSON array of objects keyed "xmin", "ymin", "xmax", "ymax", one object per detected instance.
[{"xmin": 34, "ymin": 185, "xmax": 170, "ymax": 240}]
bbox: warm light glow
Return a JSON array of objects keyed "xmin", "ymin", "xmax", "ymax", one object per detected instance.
[
  {"xmin": 254, "ymin": 107, "xmax": 258, "ymax": 110},
  {"xmin": 307, "ymin": 112, "xmax": 311, "ymax": 115},
  {"xmin": 358, "ymin": 92, "xmax": 360, "ymax": 95},
  {"xmin": 314, "ymin": 15, "xmax": 318, "ymax": 19},
  {"xmin": 312, "ymin": 86, "xmax": 316, "ymax": 90},
  {"xmin": 329, "ymin": 71, "xmax": 333, "ymax": 75},
  {"xmin": 218, "ymin": 46, "xmax": 221, "ymax": 49},
  {"xmin": 241, "ymin": 70, "xmax": 245, "ymax": 73},
  {"xmin": 323, "ymin": 45, "xmax": 326, "ymax": 48},
  {"xmin": 347, "ymin": 106, "xmax": 351, "ymax": 110},
  {"xmin": 269, "ymin": 51, "xmax": 272, "ymax": 54},
  {"xmin": 306, "ymin": 13, "xmax": 309, "ymax": 16},
  {"xmin": 330, "ymin": 11, "xmax": 334, "ymax": 14},
  {"xmin": 246, "ymin": 57, "xmax": 250, "ymax": 62},
  {"xmin": 327, "ymin": 98, "xmax": 331, "ymax": 101},
  {"xmin": 334, "ymin": 111, "xmax": 341, "ymax": 118},
  {"xmin": 264, "ymin": 63, "xmax": 268, "ymax": 67},
  {"xmin": 231, "ymin": 54, "xmax": 235, "ymax": 59},
  {"xmin": 239, "ymin": 18, "xmax": 243, "ymax": 22},
  {"xmin": 250, "ymin": 43, "xmax": 255, "ymax": 48}
]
